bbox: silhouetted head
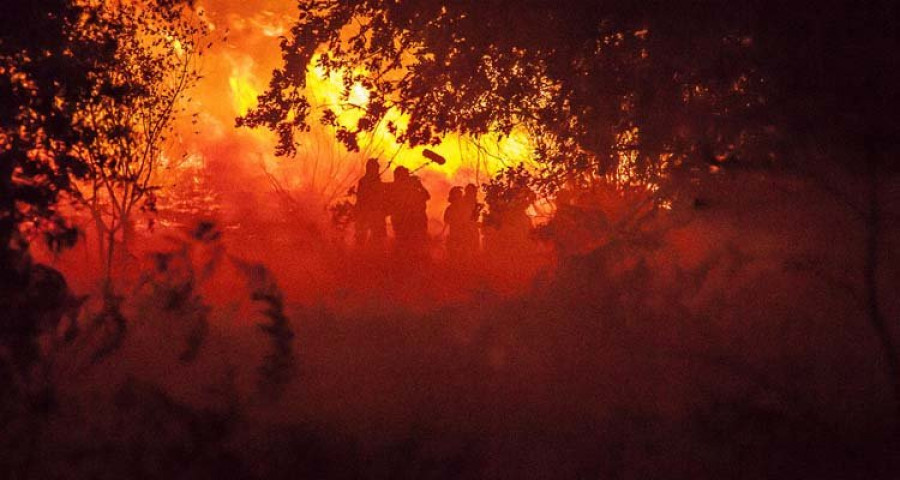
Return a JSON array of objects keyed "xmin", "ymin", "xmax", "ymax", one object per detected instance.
[
  {"xmin": 464, "ymin": 183, "xmax": 478, "ymax": 198},
  {"xmin": 365, "ymin": 158, "xmax": 380, "ymax": 176},
  {"xmin": 448, "ymin": 186, "xmax": 463, "ymax": 203},
  {"xmin": 394, "ymin": 166, "xmax": 410, "ymax": 182}
]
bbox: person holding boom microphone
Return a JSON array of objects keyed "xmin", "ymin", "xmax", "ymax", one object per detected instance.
[
  {"xmin": 389, "ymin": 166, "xmax": 430, "ymax": 259},
  {"xmin": 387, "ymin": 149, "xmax": 445, "ymax": 259}
]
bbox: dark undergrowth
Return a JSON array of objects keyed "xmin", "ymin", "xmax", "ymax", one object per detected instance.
[{"xmin": 3, "ymin": 175, "xmax": 899, "ymax": 479}]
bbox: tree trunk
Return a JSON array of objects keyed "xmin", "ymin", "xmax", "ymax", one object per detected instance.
[{"xmin": 104, "ymin": 227, "xmax": 116, "ymax": 299}]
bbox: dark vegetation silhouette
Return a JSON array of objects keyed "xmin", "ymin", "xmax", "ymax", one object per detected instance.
[
  {"xmin": 63, "ymin": 0, "xmax": 208, "ymax": 295},
  {"xmin": 2, "ymin": 0, "xmax": 899, "ymax": 478},
  {"xmin": 243, "ymin": 0, "xmax": 900, "ymax": 426}
]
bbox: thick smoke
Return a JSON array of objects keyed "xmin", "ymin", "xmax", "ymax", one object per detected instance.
[{"xmin": 5, "ymin": 1, "xmax": 899, "ymax": 479}]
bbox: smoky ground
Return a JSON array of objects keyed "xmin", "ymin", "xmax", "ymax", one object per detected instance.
[{"xmin": 5, "ymin": 169, "xmax": 900, "ymax": 479}]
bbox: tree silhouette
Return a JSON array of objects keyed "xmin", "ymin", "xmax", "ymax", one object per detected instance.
[
  {"xmin": 240, "ymin": 0, "xmax": 768, "ymax": 198},
  {"xmin": 753, "ymin": 0, "xmax": 900, "ymax": 426},
  {"xmin": 1, "ymin": 0, "xmax": 98, "ymax": 271},
  {"xmin": 1, "ymin": 0, "xmax": 207, "ymax": 280},
  {"xmin": 1, "ymin": 0, "xmax": 112, "ymax": 400},
  {"xmin": 1, "ymin": 4, "xmax": 208, "ymax": 472},
  {"xmin": 242, "ymin": 0, "xmax": 900, "ymax": 428},
  {"xmin": 63, "ymin": 0, "xmax": 208, "ymax": 291}
]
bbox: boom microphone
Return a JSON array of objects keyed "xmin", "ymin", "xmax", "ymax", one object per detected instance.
[{"xmin": 422, "ymin": 149, "xmax": 446, "ymax": 165}]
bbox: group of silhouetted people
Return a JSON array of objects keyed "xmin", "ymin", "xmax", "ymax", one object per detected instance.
[
  {"xmin": 354, "ymin": 159, "xmax": 431, "ymax": 257},
  {"xmin": 353, "ymin": 158, "xmax": 533, "ymax": 261}
]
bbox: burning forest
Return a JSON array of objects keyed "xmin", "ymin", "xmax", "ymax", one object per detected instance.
[{"xmin": 2, "ymin": 0, "xmax": 899, "ymax": 478}]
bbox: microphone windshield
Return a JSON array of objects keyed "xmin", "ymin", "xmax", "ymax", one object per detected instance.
[{"xmin": 422, "ymin": 149, "xmax": 446, "ymax": 165}]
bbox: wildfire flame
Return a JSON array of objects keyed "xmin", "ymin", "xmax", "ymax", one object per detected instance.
[
  {"xmin": 155, "ymin": 0, "xmax": 664, "ymax": 231},
  {"xmin": 155, "ymin": 0, "xmax": 539, "ymax": 227}
]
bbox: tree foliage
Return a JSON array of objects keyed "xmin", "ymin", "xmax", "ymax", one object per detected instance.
[
  {"xmin": 1, "ymin": 0, "xmax": 110, "ymax": 393},
  {"xmin": 1, "ymin": 0, "xmax": 100, "ymax": 266},
  {"xmin": 1, "ymin": 0, "xmax": 208, "ymax": 274},
  {"xmin": 1, "ymin": 0, "xmax": 207, "ymax": 445},
  {"xmin": 240, "ymin": 0, "xmax": 774, "ymax": 196},
  {"xmin": 64, "ymin": 0, "xmax": 208, "ymax": 284},
  {"xmin": 242, "ymin": 0, "xmax": 899, "ymax": 198}
]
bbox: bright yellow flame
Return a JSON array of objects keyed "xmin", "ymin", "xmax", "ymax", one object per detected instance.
[
  {"xmin": 347, "ymin": 82, "xmax": 370, "ymax": 107},
  {"xmin": 229, "ymin": 73, "xmax": 259, "ymax": 116},
  {"xmin": 167, "ymin": 3, "xmax": 542, "ymax": 218},
  {"xmin": 302, "ymin": 54, "xmax": 536, "ymax": 182}
]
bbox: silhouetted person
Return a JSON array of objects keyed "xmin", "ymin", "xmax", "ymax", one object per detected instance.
[
  {"xmin": 389, "ymin": 166, "xmax": 430, "ymax": 256},
  {"xmin": 354, "ymin": 158, "xmax": 387, "ymax": 248},
  {"xmin": 444, "ymin": 186, "xmax": 478, "ymax": 260},
  {"xmin": 444, "ymin": 184, "xmax": 481, "ymax": 259}
]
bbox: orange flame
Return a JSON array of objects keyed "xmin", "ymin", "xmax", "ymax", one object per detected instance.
[{"xmin": 152, "ymin": 0, "xmax": 541, "ymax": 231}]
